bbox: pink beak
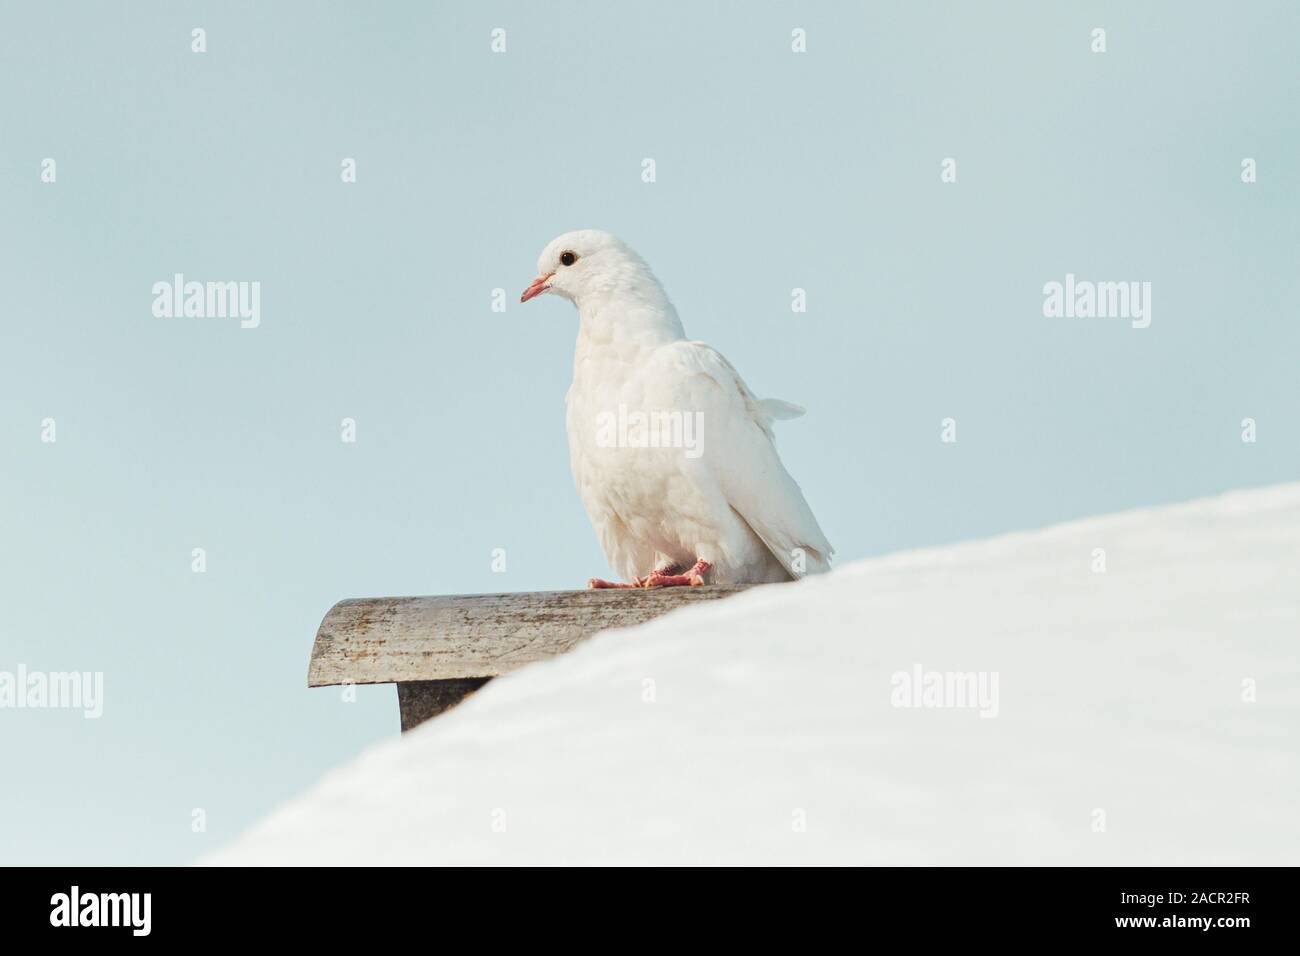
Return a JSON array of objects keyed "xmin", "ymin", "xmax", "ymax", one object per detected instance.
[{"xmin": 520, "ymin": 272, "xmax": 555, "ymax": 303}]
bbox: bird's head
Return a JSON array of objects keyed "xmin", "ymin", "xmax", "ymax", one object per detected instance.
[{"xmin": 520, "ymin": 230, "xmax": 665, "ymax": 311}]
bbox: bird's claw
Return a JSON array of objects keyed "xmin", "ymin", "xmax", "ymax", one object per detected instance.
[
  {"xmin": 589, "ymin": 560, "xmax": 711, "ymax": 589},
  {"xmin": 640, "ymin": 559, "xmax": 712, "ymax": 588},
  {"xmin": 641, "ymin": 574, "xmax": 706, "ymax": 588}
]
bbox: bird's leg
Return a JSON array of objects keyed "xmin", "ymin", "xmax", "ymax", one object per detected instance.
[
  {"xmin": 641, "ymin": 559, "xmax": 712, "ymax": 588},
  {"xmin": 588, "ymin": 561, "xmax": 681, "ymax": 590},
  {"xmin": 638, "ymin": 561, "xmax": 680, "ymax": 585}
]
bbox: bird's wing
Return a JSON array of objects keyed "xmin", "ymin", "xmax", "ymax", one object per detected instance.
[{"xmin": 666, "ymin": 340, "xmax": 834, "ymax": 575}]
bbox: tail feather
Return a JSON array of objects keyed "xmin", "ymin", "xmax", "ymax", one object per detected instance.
[{"xmin": 759, "ymin": 398, "xmax": 806, "ymax": 421}]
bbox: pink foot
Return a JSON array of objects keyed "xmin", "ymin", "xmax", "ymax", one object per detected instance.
[
  {"xmin": 588, "ymin": 561, "xmax": 685, "ymax": 590},
  {"xmin": 641, "ymin": 559, "xmax": 712, "ymax": 588}
]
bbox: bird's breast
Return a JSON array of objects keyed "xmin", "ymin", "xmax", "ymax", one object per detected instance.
[{"xmin": 566, "ymin": 347, "xmax": 714, "ymax": 542}]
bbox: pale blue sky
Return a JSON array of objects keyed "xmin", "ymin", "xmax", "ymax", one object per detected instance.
[{"xmin": 1, "ymin": 1, "xmax": 1297, "ymax": 864}]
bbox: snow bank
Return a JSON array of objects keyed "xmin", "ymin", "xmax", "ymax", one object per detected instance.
[{"xmin": 209, "ymin": 484, "xmax": 1300, "ymax": 865}]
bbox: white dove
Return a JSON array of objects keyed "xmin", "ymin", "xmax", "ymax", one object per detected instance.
[{"xmin": 521, "ymin": 230, "xmax": 833, "ymax": 588}]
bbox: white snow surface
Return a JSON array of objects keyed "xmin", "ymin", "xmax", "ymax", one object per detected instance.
[{"xmin": 210, "ymin": 484, "xmax": 1300, "ymax": 865}]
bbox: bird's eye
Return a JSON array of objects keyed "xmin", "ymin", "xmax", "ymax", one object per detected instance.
[{"xmin": 559, "ymin": 250, "xmax": 578, "ymax": 267}]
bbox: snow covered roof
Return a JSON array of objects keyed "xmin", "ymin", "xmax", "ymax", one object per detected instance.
[{"xmin": 208, "ymin": 484, "xmax": 1300, "ymax": 865}]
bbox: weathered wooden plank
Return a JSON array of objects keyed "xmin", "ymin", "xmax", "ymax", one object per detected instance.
[
  {"xmin": 397, "ymin": 679, "xmax": 491, "ymax": 730},
  {"xmin": 308, "ymin": 585, "xmax": 753, "ymax": 687}
]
